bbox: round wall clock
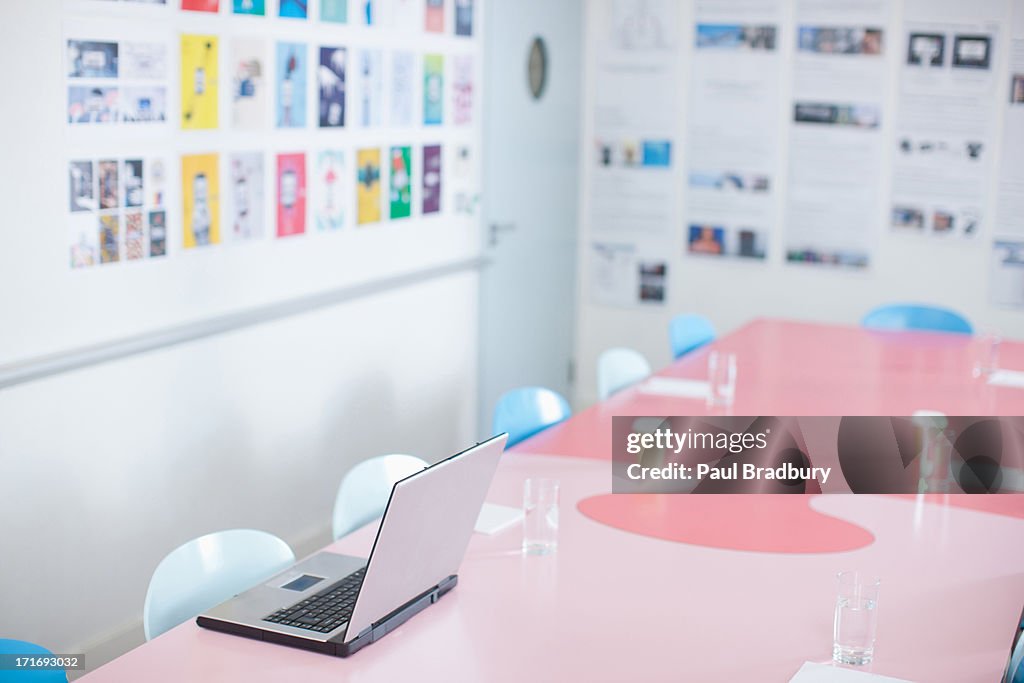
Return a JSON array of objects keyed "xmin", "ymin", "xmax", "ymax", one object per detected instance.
[{"xmin": 527, "ymin": 37, "xmax": 548, "ymax": 100}]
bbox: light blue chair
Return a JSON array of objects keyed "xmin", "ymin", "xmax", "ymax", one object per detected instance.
[
  {"xmin": 493, "ymin": 386, "xmax": 572, "ymax": 448},
  {"xmin": 332, "ymin": 454, "xmax": 428, "ymax": 539},
  {"xmin": 0, "ymin": 640, "xmax": 66, "ymax": 682},
  {"xmin": 862, "ymin": 303, "xmax": 973, "ymax": 334},
  {"xmin": 1009, "ymin": 631, "xmax": 1024, "ymax": 683},
  {"xmin": 597, "ymin": 347, "xmax": 652, "ymax": 400},
  {"xmin": 669, "ymin": 314, "xmax": 716, "ymax": 359},
  {"xmin": 143, "ymin": 529, "xmax": 295, "ymax": 640}
]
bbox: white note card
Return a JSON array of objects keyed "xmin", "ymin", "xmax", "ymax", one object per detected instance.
[
  {"xmin": 789, "ymin": 662, "xmax": 913, "ymax": 683},
  {"xmin": 637, "ymin": 377, "xmax": 710, "ymax": 399},
  {"xmin": 988, "ymin": 369, "xmax": 1024, "ymax": 389},
  {"xmin": 474, "ymin": 503, "xmax": 523, "ymax": 535}
]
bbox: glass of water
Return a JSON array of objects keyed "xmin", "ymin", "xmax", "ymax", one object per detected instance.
[
  {"xmin": 523, "ymin": 478, "xmax": 559, "ymax": 556},
  {"xmin": 833, "ymin": 571, "xmax": 881, "ymax": 666},
  {"xmin": 706, "ymin": 351, "xmax": 737, "ymax": 410}
]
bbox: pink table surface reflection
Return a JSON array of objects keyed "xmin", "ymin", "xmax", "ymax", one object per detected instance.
[{"xmin": 80, "ymin": 319, "xmax": 1024, "ymax": 681}]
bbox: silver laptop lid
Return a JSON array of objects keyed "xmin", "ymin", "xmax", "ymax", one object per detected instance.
[{"xmin": 345, "ymin": 434, "xmax": 507, "ymax": 640}]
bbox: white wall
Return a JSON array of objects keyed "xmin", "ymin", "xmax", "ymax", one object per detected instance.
[
  {"xmin": 0, "ymin": 269, "xmax": 480, "ymax": 668},
  {"xmin": 0, "ymin": 0, "xmax": 484, "ymax": 671},
  {"xmin": 573, "ymin": 0, "xmax": 1024, "ymax": 407}
]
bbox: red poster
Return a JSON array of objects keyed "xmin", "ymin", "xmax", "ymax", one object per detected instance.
[
  {"xmin": 425, "ymin": 0, "xmax": 444, "ymax": 32},
  {"xmin": 276, "ymin": 153, "xmax": 306, "ymax": 238},
  {"xmin": 182, "ymin": 0, "xmax": 220, "ymax": 11}
]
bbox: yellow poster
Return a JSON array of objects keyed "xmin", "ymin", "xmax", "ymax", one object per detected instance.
[
  {"xmin": 181, "ymin": 153, "xmax": 220, "ymax": 248},
  {"xmin": 356, "ymin": 148, "xmax": 382, "ymax": 225},
  {"xmin": 181, "ymin": 35, "xmax": 219, "ymax": 129}
]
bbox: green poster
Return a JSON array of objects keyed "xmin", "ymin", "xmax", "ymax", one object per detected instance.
[
  {"xmin": 321, "ymin": 0, "xmax": 348, "ymax": 22},
  {"xmin": 423, "ymin": 54, "xmax": 443, "ymax": 125},
  {"xmin": 389, "ymin": 146, "xmax": 412, "ymax": 219}
]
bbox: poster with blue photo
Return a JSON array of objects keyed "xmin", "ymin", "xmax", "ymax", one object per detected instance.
[
  {"xmin": 641, "ymin": 140, "xmax": 671, "ymax": 167},
  {"xmin": 320, "ymin": 0, "xmax": 346, "ymax": 22},
  {"xmin": 276, "ymin": 42, "xmax": 307, "ymax": 128},
  {"xmin": 233, "ymin": 0, "xmax": 265, "ymax": 15},
  {"xmin": 359, "ymin": 49, "xmax": 382, "ymax": 126},
  {"xmin": 279, "ymin": 0, "xmax": 307, "ymax": 18}
]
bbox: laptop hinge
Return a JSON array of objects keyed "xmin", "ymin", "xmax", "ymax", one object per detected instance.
[{"xmin": 338, "ymin": 575, "xmax": 458, "ymax": 657}]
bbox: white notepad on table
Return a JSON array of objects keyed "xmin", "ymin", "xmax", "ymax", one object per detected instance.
[
  {"xmin": 789, "ymin": 662, "xmax": 913, "ymax": 683},
  {"xmin": 637, "ymin": 377, "xmax": 710, "ymax": 399},
  {"xmin": 988, "ymin": 369, "xmax": 1024, "ymax": 389},
  {"xmin": 474, "ymin": 503, "xmax": 523, "ymax": 535}
]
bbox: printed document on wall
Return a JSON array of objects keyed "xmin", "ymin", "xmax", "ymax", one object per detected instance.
[
  {"xmin": 783, "ymin": 0, "xmax": 892, "ymax": 268},
  {"xmin": 991, "ymin": 240, "xmax": 1024, "ymax": 307},
  {"xmin": 589, "ymin": 241, "xmax": 669, "ymax": 307},
  {"xmin": 995, "ymin": 3, "xmax": 1024, "ymax": 239},
  {"xmin": 586, "ymin": 0, "xmax": 680, "ymax": 308},
  {"xmin": 686, "ymin": 0, "xmax": 784, "ymax": 262},
  {"xmin": 992, "ymin": 2, "xmax": 1024, "ymax": 308},
  {"xmin": 590, "ymin": 0, "xmax": 679, "ymax": 238},
  {"xmin": 890, "ymin": 0, "xmax": 1011, "ymax": 241}
]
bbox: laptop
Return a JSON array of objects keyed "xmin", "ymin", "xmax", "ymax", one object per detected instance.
[{"xmin": 197, "ymin": 434, "xmax": 508, "ymax": 657}]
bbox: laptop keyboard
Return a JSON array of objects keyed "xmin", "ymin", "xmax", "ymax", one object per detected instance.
[{"xmin": 263, "ymin": 567, "xmax": 366, "ymax": 633}]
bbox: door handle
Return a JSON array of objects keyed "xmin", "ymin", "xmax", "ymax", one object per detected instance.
[{"xmin": 488, "ymin": 222, "xmax": 516, "ymax": 247}]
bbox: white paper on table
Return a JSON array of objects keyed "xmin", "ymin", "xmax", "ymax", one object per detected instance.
[
  {"xmin": 474, "ymin": 503, "xmax": 523, "ymax": 535},
  {"xmin": 789, "ymin": 661, "xmax": 914, "ymax": 683},
  {"xmin": 988, "ymin": 369, "xmax": 1024, "ymax": 388},
  {"xmin": 637, "ymin": 376, "xmax": 710, "ymax": 399}
]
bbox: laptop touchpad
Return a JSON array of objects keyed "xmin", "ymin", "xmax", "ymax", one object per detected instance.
[{"xmin": 279, "ymin": 574, "xmax": 325, "ymax": 592}]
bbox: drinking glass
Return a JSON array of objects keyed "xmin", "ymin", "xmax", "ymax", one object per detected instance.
[
  {"xmin": 971, "ymin": 329, "xmax": 1002, "ymax": 379},
  {"xmin": 523, "ymin": 478, "xmax": 559, "ymax": 555},
  {"xmin": 706, "ymin": 351, "xmax": 737, "ymax": 410},
  {"xmin": 833, "ymin": 571, "xmax": 881, "ymax": 666}
]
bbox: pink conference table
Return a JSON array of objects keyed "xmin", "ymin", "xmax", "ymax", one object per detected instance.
[
  {"xmin": 519, "ymin": 318, "xmax": 1024, "ymax": 460},
  {"xmin": 82, "ymin": 319, "xmax": 1024, "ymax": 682}
]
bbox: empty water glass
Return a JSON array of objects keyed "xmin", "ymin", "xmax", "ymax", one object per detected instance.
[
  {"xmin": 706, "ymin": 351, "xmax": 737, "ymax": 409},
  {"xmin": 971, "ymin": 329, "xmax": 1002, "ymax": 379},
  {"xmin": 523, "ymin": 478, "xmax": 559, "ymax": 556},
  {"xmin": 833, "ymin": 571, "xmax": 880, "ymax": 666}
]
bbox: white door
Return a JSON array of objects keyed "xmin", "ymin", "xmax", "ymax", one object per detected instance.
[{"xmin": 479, "ymin": 0, "xmax": 583, "ymax": 436}]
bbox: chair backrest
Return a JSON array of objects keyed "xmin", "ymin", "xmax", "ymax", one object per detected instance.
[
  {"xmin": 1010, "ymin": 630, "xmax": 1024, "ymax": 683},
  {"xmin": 493, "ymin": 386, "xmax": 572, "ymax": 448},
  {"xmin": 862, "ymin": 304, "xmax": 973, "ymax": 334},
  {"xmin": 597, "ymin": 347, "xmax": 652, "ymax": 400},
  {"xmin": 143, "ymin": 529, "xmax": 295, "ymax": 641},
  {"xmin": 332, "ymin": 454, "xmax": 428, "ymax": 540},
  {"xmin": 669, "ymin": 314, "xmax": 717, "ymax": 359},
  {"xmin": 0, "ymin": 640, "xmax": 66, "ymax": 682}
]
